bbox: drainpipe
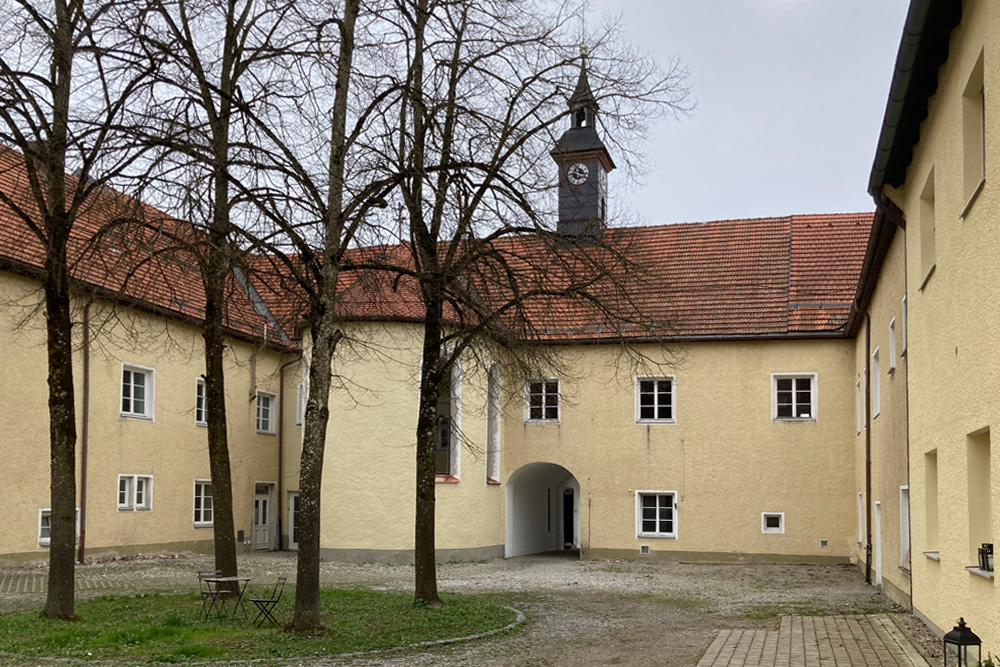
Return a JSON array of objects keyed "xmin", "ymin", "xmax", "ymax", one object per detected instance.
[
  {"xmin": 277, "ymin": 353, "xmax": 301, "ymax": 550},
  {"xmin": 864, "ymin": 313, "xmax": 873, "ymax": 584},
  {"xmin": 77, "ymin": 303, "xmax": 91, "ymax": 564}
]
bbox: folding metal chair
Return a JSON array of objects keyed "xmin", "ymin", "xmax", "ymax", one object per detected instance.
[
  {"xmin": 197, "ymin": 569, "xmax": 229, "ymax": 619},
  {"xmin": 248, "ymin": 576, "xmax": 286, "ymax": 627}
]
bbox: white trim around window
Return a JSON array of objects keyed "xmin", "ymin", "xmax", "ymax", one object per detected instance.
[
  {"xmin": 900, "ymin": 296, "xmax": 907, "ymax": 356},
  {"xmin": 295, "ymin": 382, "xmax": 305, "ymax": 426},
  {"xmin": 524, "ymin": 378, "xmax": 560, "ymax": 423},
  {"xmin": 193, "ymin": 479, "xmax": 214, "ymax": 527},
  {"xmin": 120, "ymin": 363, "xmax": 155, "ymax": 420},
  {"xmin": 771, "ymin": 373, "xmax": 817, "ymax": 421},
  {"xmin": 635, "ymin": 375, "xmax": 676, "ymax": 424},
  {"xmin": 195, "ymin": 378, "xmax": 207, "ymax": 426},
  {"xmin": 761, "ymin": 512, "xmax": 785, "ymax": 534},
  {"xmin": 256, "ymin": 391, "xmax": 277, "ymax": 434},
  {"xmin": 871, "ymin": 348, "xmax": 881, "ymax": 419},
  {"xmin": 38, "ymin": 508, "xmax": 80, "ymax": 546},
  {"xmin": 635, "ymin": 490, "xmax": 677, "ymax": 539},
  {"xmin": 888, "ymin": 318, "xmax": 897, "ymax": 372},
  {"xmin": 117, "ymin": 474, "xmax": 153, "ymax": 511}
]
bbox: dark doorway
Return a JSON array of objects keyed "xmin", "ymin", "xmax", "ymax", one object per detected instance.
[{"xmin": 563, "ymin": 488, "xmax": 574, "ymax": 549}]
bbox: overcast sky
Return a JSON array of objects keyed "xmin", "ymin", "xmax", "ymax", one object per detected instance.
[{"xmin": 588, "ymin": 0, "xmax": 911, "ymax": 225}]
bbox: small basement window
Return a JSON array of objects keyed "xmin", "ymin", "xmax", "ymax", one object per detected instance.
[{"xmin": 761, "ymin": 512, "xmax": 785, "ymax": 534}]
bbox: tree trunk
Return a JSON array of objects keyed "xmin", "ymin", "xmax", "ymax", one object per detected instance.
[
  {"xmin": 203, "ymin": 259, "xmax": 237, "ymax": 578},
  {"xmin": 42, "ymin": 212, "xmax": 77, "ymax": 620},
  {"xmin": 290, "ymin": 0, "xmax": 359, "ymax": 630},
  {"xmin": 413, "ymin": 296, "xmax": 443, "ymax": 606}
]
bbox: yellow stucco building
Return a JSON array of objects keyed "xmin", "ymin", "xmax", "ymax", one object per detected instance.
[{"xmin": 1, "ymin": 0, "xmax": 998, "ymax": 656}]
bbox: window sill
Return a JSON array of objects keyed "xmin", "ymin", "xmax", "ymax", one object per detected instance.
[
  {"xmin": 965, "ymin": 566, "xmax": 994, "ymax": 580},
  {"xmin": 773, "ymin": 417, "xmax": 816, "ymax": 423},
  {"xmin": 121, "ymin": 413, "xmax": 153, "ymax": 421},
  {"xmin": 918, "ymin": 264, "xmax": 935, "ymax": 292},
  {"xmin": 193, "ymin": 523, "xmax": 213, "ymax": 529},
  {"xmin": 960, "ymin": 178, "xmax": 985, "ymax": 219},
  {"xmin": 923, "ymin": 551, "xmax": 940, "ymax": 561},
  {"xmin": 899, "ymin": 566, "xmax": 911, "ymax": 577},
  {"xmin": 525, "ymin": 420, "xmax": 560, "ymax": 425},
  {"xmin": 486, "ymin": 478, "xmax": 500, "ymax": 486},
  {"xmin": 636, "ymin": 420, "xmax": 676, "ymax": 425},
  {"xmin": 435, "ymin": 474, "xmax": 460, "ymax": 484},
  {"xmin": 637, "ymin": 534, "xmax": 676, "ymax": 540},
  {"xmin": 196, "ymin": 422, "xmax": 207, "ymax": 428}
]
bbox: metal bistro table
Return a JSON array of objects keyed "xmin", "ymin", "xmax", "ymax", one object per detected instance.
[{"xmin": 204, "ymin": 576, "xmax": 251, "ymax": 620}]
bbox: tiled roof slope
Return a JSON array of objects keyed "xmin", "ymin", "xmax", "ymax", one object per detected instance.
[
  {"xmin": 0, "ymin": 147, "xmax": 285, "ymax": 348},
  {"xmin": 251, "ymin": 213, "xmax": 873, "ymax": 342}
]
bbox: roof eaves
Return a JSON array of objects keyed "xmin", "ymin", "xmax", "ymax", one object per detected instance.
[{"xmin": 869, "ymin": 0, "xmax": 962, "ymax": 194}]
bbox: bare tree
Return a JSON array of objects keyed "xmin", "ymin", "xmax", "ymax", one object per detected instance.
[
  {"xmin": 379, "ymin": 0, "xmax": 691, "ymax": 605},
  {"xmin": 0, "ymin": 0, "xmax": 148, "ymax": 619}
]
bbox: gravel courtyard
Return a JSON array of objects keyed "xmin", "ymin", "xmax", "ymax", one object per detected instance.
[{"xmin": 0, "ymin": 552, "xmax": 941, "ymax": 665}]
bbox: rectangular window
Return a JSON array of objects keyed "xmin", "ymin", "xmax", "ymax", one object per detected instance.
[
  {"xmin": 121, "ymin": 364, "xmax": 154, "ymax": 419},
  {"xmin": 900, "ymin": 486, "xmax": 910, "ymax": 569},
  {"xmin": 635, "ymin": 376, "xmax": 675, "ymax": 423},
  {"xmin": 193, "ymin": 480, "xmax": 213, "ymax": 526},
  {"xmin": 925, "ymin": 450, "xmax": 939, "ymax": 551},
  {"xmin": 856, "ymin": 381, "xmax": 862, "ymax": 434},
  {"xmin": 296, "ymin": 382, "xmax": 305, "ymax": 425},
  {"xmin": 967, "ymin": 430, "xmax": 992, "ymax": 565},
  {"xmin": 919, "ymin": 170, "xmax": 935, "ymax": 285},
  {"xmin": 38, "ymin": 508, "xmax": 80, "ymax": 546},
  {"xmin": 486, "ymin": 365, "xmax": 501, "ymax": 483},
  {"xmin": 195, "ymin": 379, "xmax": 207, "ymax": 426},
  {"xmin": 857, "ymin": 492, "xmax": 865, "ymax": 544},
  {"xmin": 526, "ymin": 378, "xmax": 559, "ymax": 422},
  {"xmin": 961, "ymin": 52, "xmax": 985, "ymax": 216},
  {"xmin": 761, "ymin": 512, "xmax": 785, "ymax": 534},
  {"xmin": 888, "ymin": 319, "xmax": 897, "ymax": 372},
  {"xmin": 636, "ymin": 491, "xmax": 676, "ymax": 538},
  {"xmin": 901, "ymin": 296, "xmax": 907, "ymax": 355},
  {"xmin": 772, "ymin": 373, "xmax": 816, "ymax": 420},
  {"xmin": 256, "ymin": 392, "xmax": 276, "ymax": 434},
  {"xmin": 117, "ymin": 474, "xmax": 153, "ymax": 510},
  {"xmin": 871, "ymin": 349, "xmax": 880, "ymax": 418}
]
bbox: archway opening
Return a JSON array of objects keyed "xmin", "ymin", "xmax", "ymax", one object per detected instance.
[{"xmin": 505, "ymin": 462, "xmax": 580, "ymax": 558}]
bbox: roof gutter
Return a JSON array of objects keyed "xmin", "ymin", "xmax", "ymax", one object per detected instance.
[{"xmin": 869, "ymin": 0, "xmax": 962, "ymax": 194}]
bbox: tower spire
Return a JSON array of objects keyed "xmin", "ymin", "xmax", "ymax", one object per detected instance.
[{"xmin": 568, "ymin": 52, "xmax": 597, "ymax": 113}]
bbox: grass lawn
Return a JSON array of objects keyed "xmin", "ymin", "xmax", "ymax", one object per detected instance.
[{"xmin": 0, "ymin": 588, "xmax": 517, "ymax": 663}]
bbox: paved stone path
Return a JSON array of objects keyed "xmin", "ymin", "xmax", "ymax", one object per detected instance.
[{"xmin": 697, "ymin": 614, "xmax": 930, "ymax": 667}]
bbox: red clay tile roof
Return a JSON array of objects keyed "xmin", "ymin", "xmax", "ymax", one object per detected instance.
[
  {"xmin": 249, "ymin": 213, "xmax": 873, "ymax": 342},
  {"xmin": 0, "ymin": 146, "xmax": 286, "ymax": 348},
  {"xmin": 0, "ymin": 144, "xmax": 873, "ymax": 343}
]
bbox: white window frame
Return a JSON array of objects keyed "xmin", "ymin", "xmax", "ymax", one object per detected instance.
[
  {"xmin": 634, "ymin": 375, "xmax": 676, "ymax": 424},
  {"xmin": 193, "ymin": 479, "xmax": 214, "ymax": 527},
  {"xmin": 900, "ymin": 296, "xmax": 907, "ymax": 356},
  {"xmin": 761, "ymin": 512, "xmax": 785, "ymax": 534},
  {"xmin": 120, "ymin": 363, "xmax": 154, "ymax": 420},
  {"xmin": 771, "ymin": 373, "xmax": 817, "ymax": 421},
  {"xmin": 888, "ymin": 318, "xmax": 897, "ymax": 372},
  {"xmin": 857, "ymin": 492, "xmax": 865, "ymax": 544},
  {"xmin": 256, "ymin": 391, "xmax": 277, "ymax": 434},
  {"xmin": 871, "ymin": 348, "xmax": 881, "ymax": 419},
  {"xmin": 295, "ymin": 382, "xmax": 305, "ymax": 426},
  {"xmin": 900, "ymin": 485, "xmax": 911, "ymax": 568},
  {"xmin": 117, "ymin": 474, "xmax": 153, "ymax": 511},
  {"xmin": 486, "ymin": 364, "xmax": 501, "ymax": 483},
  {"xmin": 38, "ymin": 508, "xmax": 80, "ymax": 546},
  {"xmin": 635, "ymin": 490, "xmax": 677, "ymax": 539},
  {"xmin": 525, "ymin": 378, "xmax": 560, "ymax": 423},
  {"xmin": 856, "ymin": 380, "xmax": 862, "ymax": 434},
  {"xmin": 195, "ymin": 378, "xmax": 207, "ymax": 426}
]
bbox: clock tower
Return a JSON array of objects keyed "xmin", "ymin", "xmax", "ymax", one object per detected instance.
[{"xmin": 551, "ymin": 59, "xmax": 616, "ymax": 239}]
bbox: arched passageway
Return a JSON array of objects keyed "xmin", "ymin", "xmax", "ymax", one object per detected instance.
[{"xmin": 505, "ymin": 462, "xmax": 580, "ymax": 558}]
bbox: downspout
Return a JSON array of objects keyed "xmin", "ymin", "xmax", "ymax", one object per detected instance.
[
  {"xmin": 77, "ymin": 303, "xmax": 91, "ymax": 564},
  {"xmin": 277, "ymin": 353, "xmax": 301, "ymax": 550},
  {"xmin": 864, "ymin": 313, "xmax": 873, "ymax": 584}
]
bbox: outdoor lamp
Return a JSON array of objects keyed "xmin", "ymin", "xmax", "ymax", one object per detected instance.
[{"xmin": 943, "ymin": 618, "xmax": 981, "ymax": 667}]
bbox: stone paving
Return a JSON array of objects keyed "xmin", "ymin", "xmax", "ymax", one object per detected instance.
[{"xmin": 697, "ymin": 614, "xmax": 930, "ymax": 667}]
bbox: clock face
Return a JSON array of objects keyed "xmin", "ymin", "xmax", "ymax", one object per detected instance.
[{"xmin": 567, "ymin": 162, "xmax": 589, "ymax": 185}]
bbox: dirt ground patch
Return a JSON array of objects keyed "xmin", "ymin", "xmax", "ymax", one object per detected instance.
[{"xmin": 0, "ymin": 552, "xmax": 941, "ymax": 665}]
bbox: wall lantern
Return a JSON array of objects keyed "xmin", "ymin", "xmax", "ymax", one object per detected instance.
[{"xmin": 943, "ymin": 618, "xmax": 981, "ymax": 667}]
